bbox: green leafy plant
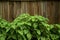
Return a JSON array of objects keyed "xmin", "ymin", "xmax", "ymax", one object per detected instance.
[
  {"xmin": 10, "ymin": 13, "xmax": 50, "ymax": 40},
  {"xmin": 0, "ymin": 13, "xmax": 60, "ymax": 40},
  {"xmin": 49, "ymin": 24, "xmax": 60, "ymax": 40},
  {"xmin": 0, "ymin": 18, "xmax": 10, "ymax": 40}
]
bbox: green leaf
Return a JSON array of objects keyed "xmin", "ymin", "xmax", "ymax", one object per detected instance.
[
  {"xmin": 22, "ymin": 35, "xmax": 26, "ymax": 40},
  {"xmin": 37, "ymin": 35, "xmax": 40, "ymax": 40},
  {"xmin": 58, "ymin": 30, "xmax": 60, "ymax": 33},
  {"xmin": 47, "ymin": 25, "xmax": 54, "ymax": 31},
  {"xmin": 17, "ymin": 30, "xmax": 23, "ymax": 35},
  {"xmin": 23, "ymin": 29, "xmax": 29, "ymax": 34},
  {"xmin": 11, "ymin": 25, "xmax": 16, "ymax": 29},
  {"xmin": 25, "ymin": 22, "xmax": 31, "ymax": 26},
  {"xmin": 0, "ymin": 36, "xmax": 5, "ymax": 40},
  {"xmin": 36, "ymin": 30, "xmax": 41, "ymax": 35},
  {"xmin": 50, "ymin": 34, "xmax": 59, "ymax": 40},
  {"xmin": 6, "ymin": 28, "xmax": 10, "ymax": 32},
  {"xmin": 40, "ymin": 37, "xmax": 46, "ymax": 40},
  {"xmin": 55, "ymin": 24, "xmax": 60, "ymax": 28},
  {"xmin": 33, "ymin": 23, "xmax": 37, "ymax": 29},
  {"xmin": 27, "ymin": 33, "xmax": 32, "ymax": 40}
]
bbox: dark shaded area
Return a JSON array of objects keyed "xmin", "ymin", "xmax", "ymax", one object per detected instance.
[{"xmin": 0, "ymin": 0, "xmax": 59, "ymax": 2}]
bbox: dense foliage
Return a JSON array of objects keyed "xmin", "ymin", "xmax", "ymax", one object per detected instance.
[
  {"xmin": 0, "ymin": 18, "xmax": 10, "ymax": 40},
  {"xmin": 0, "ymin": 13, "xmax": 60, "ymax": 40}
]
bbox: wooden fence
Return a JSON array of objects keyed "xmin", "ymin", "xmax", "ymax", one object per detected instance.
[{"xmin": 0, "ymin": 1, "xmax": 60, "ymax": 24}]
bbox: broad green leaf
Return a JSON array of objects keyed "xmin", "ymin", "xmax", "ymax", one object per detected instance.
[
  {"xmin": 0, "ymin": 36, "xmax": 5, "ymax": 40},
  {"xmin": 36, "ymin": 30, "xmax": 41, "ymax": 35},
  {"xmin": 25, "ymin": 22, "xmax": 31, "ymax": 26},
  {"xmin": 11, "ymin": 25, "xmax": 16, "ymax": 29},
  {"xmin": 17, "ymin": 30, "xmax": 23, "ymax": 35},
  {"xmin": 37, "ymin": 35, "xmax": 40, "ymax": 40},
  {"xmin": 27, "ymin": 33, "xmax": 32, "ymax": 40},
  {"xmin": 23, "ymin": 30, "xmax": 29, "ymax": 34},
  {"xmin": 6, "ymin": 28, "xmax": 10, "ymax": 32},
  {"xmin": 50, "ymin": 34, "xmax": 59, "ymax": 40},
  {"xmin": 58, "ymin": 30, "xmax": 60, "ymax": 33},
  {"xmin": 33, "ymin": 23, "xmax": 37, "ymax": 29},
  {"xmin": 40, "ymin": 37, "xmax": 46, "ymax": 40},
  {"xmin": 47, "ymin": 25, "xmax": 54, "ymax": 31}
]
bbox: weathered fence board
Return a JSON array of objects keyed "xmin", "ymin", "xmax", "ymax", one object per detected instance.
[{"xmin": 0, "ymin": 2, "xmax": 60, "ymax": 24}]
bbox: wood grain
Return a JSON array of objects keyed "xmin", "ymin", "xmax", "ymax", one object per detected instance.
[{"xmin": 0, "ymin": 2, "xmax": 60, "ymax": 24}]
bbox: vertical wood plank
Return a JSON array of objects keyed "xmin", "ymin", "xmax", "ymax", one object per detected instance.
[
  {"xmin": 8, "ymin": 2, "xmax": 14, "ymax": 22},
  {"xmin": 21, "ymin": 2, "xmax": 26, "ymax": 13},
  {"xmin": 54, "ymin": 2, "xmax": 59, "ymax": 24},
  {"xmin": 2, "ymin": 2, "xmax": 9, "ymax": 21},
  {"xmin": 14, "ymin": 2, "xmax": 17, "ymax": 19},
  {"xmin": 2, "ymin": 2, "xmax": 5, "ymax": 19},
  {"xmin": 43, "ymin": 2, "xmax": 47, "ymax": 18},
  {"xmin": 32, "ymin": 2, "xmax": 38, "ymax": 15},
  {"xmin": 28, "ymin": 2, "xmax": 34, "ymax": 15},
  {"xmin": 58, "ymin": 2, "xmax": 60, "ymax": 23},
  {"xmin": 14, "ymin": 2, "xmax": 21, "ymax": 18},
  {"xmin": 40, "ymin": 2, "xmax": 44, "ymax": 16},
  {"xmin": 47, "ymin": 2, "xmax": 55, "ymax": 24},
  {"xmin": 37, "ymin": 2, "xmax": 41, "ymax": 15},
  {"xmin": 0, "ymin": 2, "xmax": 2, "ymax": 18}
]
